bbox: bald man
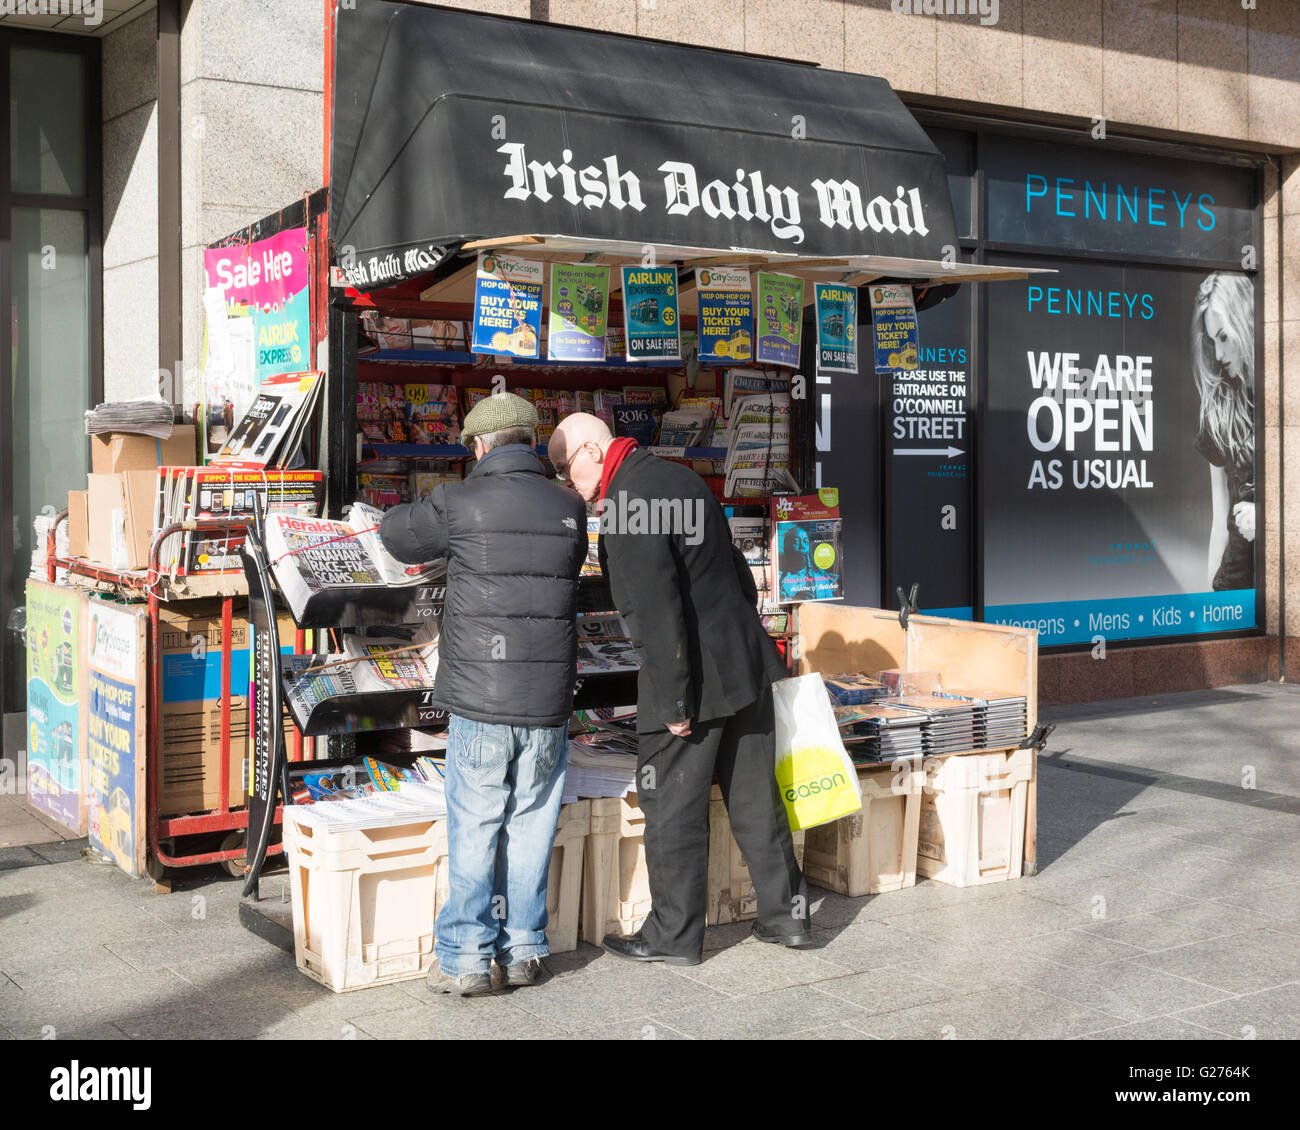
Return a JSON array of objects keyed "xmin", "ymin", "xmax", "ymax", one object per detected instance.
[{"xmin": 550, "ymin": 414, "xmax": 810, "ymax": 964}]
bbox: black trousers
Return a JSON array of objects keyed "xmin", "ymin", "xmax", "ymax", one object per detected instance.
[{"xmin": 636, "ymin": 685, "xmax": 808, "ymax": 957}]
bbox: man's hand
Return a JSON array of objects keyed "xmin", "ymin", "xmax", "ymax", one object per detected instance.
[{"xmin": 666, "ymin": 719, "xmax": 692, "ymax": 737}]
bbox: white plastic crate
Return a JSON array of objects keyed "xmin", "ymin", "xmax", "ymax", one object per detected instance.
[
  {"xmin": 284, "ymin": 799, "xmax": 591, "ymax": 992},
  {"xmin": 579, "ymin": 793, "xmax": 649, "ymax": 943},
  {"xmin": 801, "ymin": 763, "xmax": 923, "ymax": 896},
  {"xmin": 706, "ymin": 784, "xmax": 806, "ymax": 925},
  {"xmin": 916, "ymin": 749, "xmax": 1032, "ymax": 888}
]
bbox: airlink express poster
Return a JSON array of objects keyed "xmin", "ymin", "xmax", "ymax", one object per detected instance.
[{"xmin": 620, "ymin": 266, "xmax": 680, "ymax": 361}]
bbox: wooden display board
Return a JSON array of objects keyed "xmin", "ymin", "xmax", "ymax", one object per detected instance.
[{"xmin": 794, "ymin": 604, "xmax": 1040, "ymax": 875}]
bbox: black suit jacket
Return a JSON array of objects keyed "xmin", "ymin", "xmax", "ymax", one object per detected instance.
[{"xmin": 596, "ymin": 449, "xmax": 787, "ymax": 734}]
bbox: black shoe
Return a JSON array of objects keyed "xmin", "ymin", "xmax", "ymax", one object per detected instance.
[
  {"xmin": 601, "ymin": 930, "xmax": 702, "ymax": 966},
  {"xmin": 502, "ymin": 957, "xmax": 547, "ymax": 987},
  {"xmin": 751, "ymin": 923, "xmax": 817, "ymax": 948}
]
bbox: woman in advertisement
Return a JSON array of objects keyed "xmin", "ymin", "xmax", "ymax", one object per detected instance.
[{"xmin": 1191, "ymin": 272, "xmax": 1255, "ymax": 592}]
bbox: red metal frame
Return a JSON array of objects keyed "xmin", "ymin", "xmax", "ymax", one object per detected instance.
[{"xmin": 45, "ymin": 513, "xmax": 311, "ymax": 873}]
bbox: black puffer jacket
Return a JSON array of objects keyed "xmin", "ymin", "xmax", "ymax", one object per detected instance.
[{"xmin": 379, "ymin": 445, "xmax": 586, "ymax": 726}]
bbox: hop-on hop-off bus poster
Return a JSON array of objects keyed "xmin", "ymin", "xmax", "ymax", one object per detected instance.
[
  {"xmin": 620, "ymin": 265, "xmax": 680, "ymax": 361},
  {"xmin": 202, "ymin": 227, "xmax": 311, "ymax": 461},
  {"xmin": 472, "ymin": 251, "xmax": 543, "ymax": 359},
  {"xmin": 24, "ymin": 580, "xmax": 88, "ymax": 835},
  {"xmin": 697, "ymin": 266, "xmax": 753, "ymax": 364},
  {"xmin": 548, "ymin": 262, "xmax": 609, "ymax": 362},
  {"xmin": 869, "ymin": 283, "xmax": 920, "ymax": 372},
  {"xmin": 755, "ymin": 271, "xmax": 803, "ymax": 369},
  {"xmin": 85, "ymin": 600, "xmax": 147, "ymax": 877}
]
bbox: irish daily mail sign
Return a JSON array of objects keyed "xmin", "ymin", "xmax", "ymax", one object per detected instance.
[{"xmin": 330, "ymin": 3, "xmax": 959, "ymax": 290}]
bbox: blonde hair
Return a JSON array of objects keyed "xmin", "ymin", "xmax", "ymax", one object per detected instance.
[{"xmin": 1191, "ymin": 272, "xmax": 1254, "ymax": 467}]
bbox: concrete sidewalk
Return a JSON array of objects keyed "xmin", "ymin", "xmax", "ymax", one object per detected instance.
[{"xmin": 2, "ymin": 682, "xmax": 1298, "ymax": 1040}]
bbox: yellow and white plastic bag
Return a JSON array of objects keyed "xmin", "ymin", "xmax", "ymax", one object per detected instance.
[{"xmin": 773, "ymin": 673, "xmax": 863, "ymax": 831}]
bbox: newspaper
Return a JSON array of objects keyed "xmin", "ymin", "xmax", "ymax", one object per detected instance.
[{"xmin": 345, "ymin": 501, "xmax": 445, "ymax": 587}]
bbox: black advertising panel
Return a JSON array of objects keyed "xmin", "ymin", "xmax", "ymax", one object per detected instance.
[
  {"xmin": 813, "ymin": 346, "xmax": 881, "ymax": 609},
  {"xmin": 331, "ymin": 2, "xmax": 958, "ymax": 289},
  {"xmin": 983, "ymin": 252, "xmax": 1258, "ymax": 647},
  {"xmin": 885, "ymin": 281, "xmax": 973, "ymax": 618},
  {"xmin": 985, "ymin": 134, "xmax": 1254, "ymax": 263}
]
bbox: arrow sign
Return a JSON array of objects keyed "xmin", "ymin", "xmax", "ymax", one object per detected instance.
[{"xmin": 894, "ymin": 446, "xmax": 965, "ymax": 458}]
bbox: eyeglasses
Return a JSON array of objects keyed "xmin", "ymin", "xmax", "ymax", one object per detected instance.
[{"xmin": 554, "ymin": 441, "xmax": 596, "ymax": 483}]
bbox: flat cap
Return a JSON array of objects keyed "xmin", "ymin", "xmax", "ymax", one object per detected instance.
[{"xmin": 461, "ymin": 391, "xmax": 538, "ymax": 446}]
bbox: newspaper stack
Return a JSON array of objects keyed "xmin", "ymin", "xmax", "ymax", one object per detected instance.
[
  {"xmin": 284, "ymin": 779, "xmax": 448, "ymax": 833},
  {"xmin": 723, "ymin": 380, "xmax": 796, "ymax": 497},
  {"xmin": 842, "ymin": 704, "xmax": 927, "ymax": 764},
  {"xmin": 85, "ymin": 397, "xmax": 174, "ymax": 438},
  {"xmin": 564, "ymin": 727, "xmax": 639, "ymax": 801},
  {"xmin": 935, "ymin": 688, "xmax": 1028, "ymax": 749},
  {"xmin": 892, "ymin": 695, "xmax": 978, "ymax": 755},
  {"xmin": 265, "ymin": 509, "xmax": 445, "ymax": 623},
  {"xmin": 281, "ymin": 626, "xmax": 438, "ymax": 726},
  {"xmin": 575, "ymin": 612, "xmax": 639, "ymax": 675}
]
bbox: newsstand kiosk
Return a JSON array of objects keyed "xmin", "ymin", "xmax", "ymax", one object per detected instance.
[{"xmin": 230, "ymin": 2, "xmax": 1051, "ymax": 973}]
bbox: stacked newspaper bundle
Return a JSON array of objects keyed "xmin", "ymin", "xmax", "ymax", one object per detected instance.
[
  {"xmin": 935, "ymin": 688, "xmax": 1028, "ymax": 748},
  {"xmin": 281, "ymin": 624, "xmax": 438, "ymax": 723},
  {"xmin": 657, "ymin": 402, "xmax": 716, "ymax": 447},
  {"xmin": 85, "ymin": 397, "xmax": 174, "ymax": 438},
  {"xmin": 284, "ymin": 779, "xmax": 448, "ymax": 833},
  {"xmin": 212, "ymin": 371, "xmax": 323, "ymax": 468},
  {"xmin": 722, "ymin": 371, "xmax": 795, "ymax": 497},
  {"xmin": 564, "ymin": 721, "xmax": 639, "ymax": 801},
  {"xmin": 265, "ymin": 507, "xmax": 444, "ymax": 623}
]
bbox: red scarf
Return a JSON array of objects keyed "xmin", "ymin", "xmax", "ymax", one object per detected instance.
[{"xmin": 598, "ymin": 437, "xmax": 638, "ymax": 502}]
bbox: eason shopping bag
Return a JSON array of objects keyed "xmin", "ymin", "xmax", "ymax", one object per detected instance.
[{"xmin": 773, "ymin": 674, "xmax": 863, "ymax": 831}]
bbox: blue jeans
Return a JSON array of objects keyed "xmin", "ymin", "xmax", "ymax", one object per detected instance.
[{"xmin": 435, "ymin": 714, "xmax": 569, "ymax": 977}]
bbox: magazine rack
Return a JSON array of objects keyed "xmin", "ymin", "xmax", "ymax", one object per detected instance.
[{"xmin": 237, "ymin": 503, "xmax": 638, "ymax": 896}]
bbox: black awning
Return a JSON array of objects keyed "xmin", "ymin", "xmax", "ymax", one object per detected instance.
[{"xmin": 330, "ymin": 2, "xmax": 959, "ymax": 291}]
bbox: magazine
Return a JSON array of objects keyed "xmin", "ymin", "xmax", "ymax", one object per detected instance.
[
  {"xmin": 155, "ymin": 465, "xmax": 324, "ymax": 575},
  {"xmin": 212, "ymin": 370, "xmax": 323, "ymax": 468},
  {"xmin": 771, "ymin": 493, "xmax": 844, "ymax": 603},
  {"xmin": 575, "ymin": 612, "xmax": 639, "ymax": 674}
]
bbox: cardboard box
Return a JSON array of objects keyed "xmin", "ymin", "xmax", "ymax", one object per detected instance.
[
  {"xmin": 90, "ymin": 425, "xmax": 196, "ymax": 474},
  {"xmin": 158, "ymin": 601, "xmax": 303, "ymax": 815},
  {"xmin": 87, "ymin": 471, "xmax": 156, "ymax": 569},
  {"xmin": 67, "ymin": 490, "xmax": 88, "ymax": 558}
]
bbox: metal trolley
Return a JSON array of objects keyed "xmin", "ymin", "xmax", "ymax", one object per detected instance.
[{"xmin": 45, "ymin": 513, "xmax": 312, "ymax": 880}]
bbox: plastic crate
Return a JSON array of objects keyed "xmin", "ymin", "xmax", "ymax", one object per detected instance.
[
  {"xmin": 800, "ymin": 764, "xmax": 924, "ymax": 896},
  {"xmin": 284, "ymin": 799, "xmax": 592, "ymax": 992},
  {"xmin": 916, "ymin": 750, "xmax": 1033, "ymax": 888},
  {"xmin": 706, "ymin": 785, "xmax": 806, "ymax": 925},
  {"xmin": 545, "ymin": 800, "xmax": 590, "ymax": 955},
  {"xmin": 580, "ymin": 793, "xmax": 650, "ymax": 943},
  {"xmin": 283, "ymin": 813, "xmax": 447, "ymax": 993}
]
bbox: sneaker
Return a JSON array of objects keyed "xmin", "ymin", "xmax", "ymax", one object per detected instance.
[
  {"xmin": 501, "ymin": 957, "xmax": 546, "ymax": 987},
  {"xmin": 428, "ymin": 961, "xmax": 495, "ymax": 997}
]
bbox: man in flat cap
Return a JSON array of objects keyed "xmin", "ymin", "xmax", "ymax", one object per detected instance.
[{"xmin": 381, "ymin": 391, "xmax": 586, "ymax": 996}]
